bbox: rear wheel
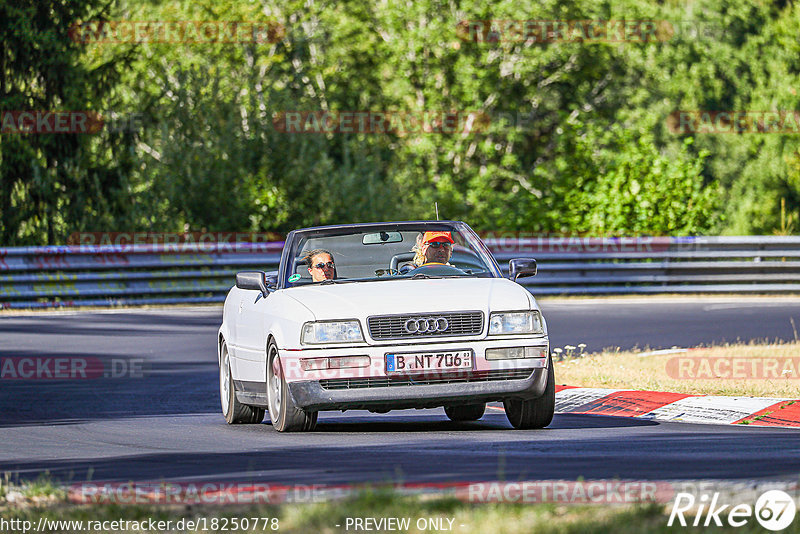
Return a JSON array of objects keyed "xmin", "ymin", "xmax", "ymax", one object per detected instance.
[
  {"xmin": 267, "ymin": 341, "xmax": 317, "ymax": 432},
  {"xmin": 503, "ymin": 355, "xmax": 555, "ymax": 429},
  {"xmin": 444, "ymin": 403, "xmax": 486, "ymax": 421},
  {"xmin": 220, "ymin": 341, "xmax": 265, "ymax": 424}
]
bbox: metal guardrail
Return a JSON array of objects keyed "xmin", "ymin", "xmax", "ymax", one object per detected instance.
[
  {"xmin": 487, "ymin": 236, "xmax": 800, "ymax": 295},
  {"xmin": 0, "ymin": 243, "xmax": 283, "ymax": 309},
  {"xmin": 2, "ymin": 236, "xmax": 800, "ymax": 308}
]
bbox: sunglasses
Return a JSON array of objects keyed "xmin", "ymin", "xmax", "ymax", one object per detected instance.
[
  {"xmin": 313, "ymin": 261, "xmax": 335, "ymax": 269},
  {"xmin": 426, "ymin": 241, "xmax": 452, "ymax": 249}
]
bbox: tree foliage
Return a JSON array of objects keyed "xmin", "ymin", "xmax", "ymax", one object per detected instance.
[
  {"xmin": 0, "ymin": 0, "xmax": 134, "ymax": 245},
  {"xmin": 2, "ymin": 0, "xmax": 799, "ymax": 244}
]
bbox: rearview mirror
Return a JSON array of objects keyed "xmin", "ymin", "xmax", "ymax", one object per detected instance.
[
  {"xmin": 509, "ymin": 259, "xmax": 537, "ymax": 281},
  {"xmin": 362, "ymin": 231, "xmax": 403, "ymax": 245},
  {"xmin": 236, "ymin": 271, "xmax": 269, "ymax": 298}
]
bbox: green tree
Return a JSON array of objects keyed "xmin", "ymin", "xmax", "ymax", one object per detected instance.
[
  {"xmin": 7, "ymin": 0, "xmax": 800, "ymax": 243},
  {"xmin": 0, "ymin": 0, "xmax": 134, "ymax": 245}
]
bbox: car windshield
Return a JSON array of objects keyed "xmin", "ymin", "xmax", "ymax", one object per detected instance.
[{"xmin": 281, "ymin": 222, "xmax": 502, "ymax": 288}]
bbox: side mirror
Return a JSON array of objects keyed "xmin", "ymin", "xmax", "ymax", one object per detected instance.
[
  {"xmin": 265, "ymin": 272, "xmax": 278, "ymax": 290},
  {"xmin": 509, "ymin": 258, "xmax": 537, "ymax": 281},
  {"xmin": 236, "ymin": 271, "xmax": 269, "ymax": 298}
]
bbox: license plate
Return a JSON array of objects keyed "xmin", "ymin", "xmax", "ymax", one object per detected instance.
[{"xmin": 385, "ymin": 351, "xmax": 473, "ymax": 373}]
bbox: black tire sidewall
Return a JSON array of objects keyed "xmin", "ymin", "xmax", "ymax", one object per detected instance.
[
  {"xmin": 267, "ymin": 340, "xmax": 316, "ymax": 432},
  {"xmin": 504, "ymin": 356, "xmax": 555, "ymax": 429}
]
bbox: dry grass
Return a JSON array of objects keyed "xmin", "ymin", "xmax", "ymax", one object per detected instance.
[
  {"xmin": 3, "ymin": 487, "xmax": 794, "ymax": 534},
  {"xmin": 0, "ymin": 485, "xmax": 687, "ymax": 534},
  {"xmin": 553, "ymin": 341, "xmax": 800, "ymax": 397}
]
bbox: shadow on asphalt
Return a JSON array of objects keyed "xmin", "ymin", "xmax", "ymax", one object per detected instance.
[
  {"xmin": 0, "ymin": 362, "xmax": 219, "ymax": 428},
  {"xmin": 3, "ymin": 421, "xmax": 800, "ymax": 486},
  {"xmin": 312, "ymin": 412, "xmax": 659, "ymax": 433},
  {"xmin": 0, "ymin": 312, "xmax": 221, "ymax": 337}
]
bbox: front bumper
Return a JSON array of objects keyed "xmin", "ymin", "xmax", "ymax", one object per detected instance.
[
  {"xmin": 288, "ymin": 367, "xmax": 548, "ymax": 411},
  {"xmin": 282, "ymin": 336, "xmax": 550, "ymax": 411}
]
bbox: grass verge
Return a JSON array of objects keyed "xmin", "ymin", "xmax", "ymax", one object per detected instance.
[
  {"xmin": 4, "ymin": 489, "xmax": 797, "ymax": 534},
  {"xmin": 553, "ymin": 341, "xmax": 800, "ymax": 397}
]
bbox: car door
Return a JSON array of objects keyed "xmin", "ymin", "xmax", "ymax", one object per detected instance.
[{"xmin": 234, "ymin": 289, "xmax": 271, "ymax": 383}]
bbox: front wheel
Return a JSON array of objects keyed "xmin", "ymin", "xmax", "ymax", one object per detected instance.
[
  {"xmin": 503, "ymin": 355, "xmax": 555, "ymax": 429},
  {"xmin": 220, "ymin": 341, "xmax": 265, "ymax": 424},
  {"xmin": 267, "ymin": 341, "xmax": 317, "ymax": 432}
]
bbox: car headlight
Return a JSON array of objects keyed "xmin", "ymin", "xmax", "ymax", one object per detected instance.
[
  {"xmin": 301, "ymin": 320, "xmax": 365, "ymax": 345},
  {"xmin": 488, "ymin": 311, "xmax": 543, "ymax": 335}
]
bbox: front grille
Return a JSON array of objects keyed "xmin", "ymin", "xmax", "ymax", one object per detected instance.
[
  {"xmin": 319, "ymin": 368, "xmax": 534, "ymax": 390},
  {"xmin": 368, "ymin": 311, "xmax": 483, "ymax": 340}
]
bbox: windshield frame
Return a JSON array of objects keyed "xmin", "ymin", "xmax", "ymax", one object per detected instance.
[{"xmin": 276, "ymin": 221, "xmax": 503, "ymax": 289}]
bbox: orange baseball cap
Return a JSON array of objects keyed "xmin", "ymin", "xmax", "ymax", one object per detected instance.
[{"xmin": 422, "ymin": 231, "xmax": 454, "ymax": 244}]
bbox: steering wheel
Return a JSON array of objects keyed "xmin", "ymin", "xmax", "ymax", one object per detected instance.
[
  {"xmin": 390, "ymin": 252, "xmax": 415, "ymax": 273},
  {"xmin": 409, "ymin": 263, "xmax": 467, "ymax": 276}
]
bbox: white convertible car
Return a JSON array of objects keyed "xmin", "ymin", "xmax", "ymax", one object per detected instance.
[{"xmin": 218, "ymin": 221, "xmax": 554, "ymax": 432}]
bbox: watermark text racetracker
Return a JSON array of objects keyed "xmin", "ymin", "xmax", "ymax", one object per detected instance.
[
  {"xmin": 67, "ymin": 480, "xmax": 799, "ymax": 508},
  {"xmin": 0, "ymin": 109, "xmax": 543, "ymax": 135},
  {"xmin": 465, "ymin": 480, "xmax": 671, "ymax": 503},
  {"xmin": 273, "ymin": 110, "xmax": 490, "ymax": 135},
  {"xmin": 0, "ymin": 111, "xmax": 104, "ymax": 134},
  {"xmin": 68, "ymin": 20, "xmax": 284, "ymax": 44},
  {"xmin": 71, "ymin": 480, "xmax": 650, "ymax": 506},
  {"xmin": 62, "ymin": 480, "xmax": 725, "ymax": 505},
  {"xmin": 456, "ymin": 19, "xmax": 724, "ymax": 44},
  {"xmin": 666, "ymin": 356, "xmax": 800, "ymax": 380},
  {"xmin": 70, "ymin": 481, "xmax": 355, "ymax": 505},
  {"xmin": 0, "ymin": 357, "xmax": 147, "ymax": 380},
  {"xmin": 67, "ymin": 231, "xmax": 284, "ymax": 253},
  {"xmin": 668, "ymin": 110, "xmax": 800, "ymax": 134},
  {"xmin": 480, "ymin": 233, "xmax": 702, "ymax": 254},
  {"xmin": 272, "ymin": 110, "xmax": 551, "ymax": 135},
  {"xmin": 0, "ymin": 111, "xmax": 143, "ymax": 134}
]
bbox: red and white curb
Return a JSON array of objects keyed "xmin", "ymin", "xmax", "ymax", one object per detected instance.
[{"xmin": 489, "ymin": 386, "xmax": 800, "ymax": 427}]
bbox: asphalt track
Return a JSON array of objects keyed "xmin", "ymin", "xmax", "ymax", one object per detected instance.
[{"xmin": 1, "ymin": 297, "xmax": 800, "ymax": 486}]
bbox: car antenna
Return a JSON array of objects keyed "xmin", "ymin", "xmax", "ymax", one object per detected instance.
[{"xmin": 434, "ymin": 202, "xmax": 439, "ymax": 220}]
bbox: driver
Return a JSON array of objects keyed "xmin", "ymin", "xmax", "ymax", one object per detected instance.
[
  {"xmin": 303, "ymin": 249, "xmax": 336, "ymax": 282},
  {"xmin": 411, "ymin": 231, "xmax": 454, "ymax": 268}
]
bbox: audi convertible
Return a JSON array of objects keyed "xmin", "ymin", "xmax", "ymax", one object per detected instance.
[{"xmin": 218, "ymin": 221, "xmax": 554, "ymax": 432}]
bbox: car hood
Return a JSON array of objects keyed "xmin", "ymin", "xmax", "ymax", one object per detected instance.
[{"xmin": 283, "ymin": 277, "xmax": 533, "ymax": 320}]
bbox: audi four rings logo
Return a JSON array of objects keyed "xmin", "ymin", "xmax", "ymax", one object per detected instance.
[{"xmin": 404, "ymin": 317, "xmax": 449, "ymax": 333}]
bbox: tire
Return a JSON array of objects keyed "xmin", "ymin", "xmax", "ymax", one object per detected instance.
[
  {"xmin": 267, "ymin": 341, "xmax": 317, "ymax": 432},
  {"xmin": 503, "ymin": 355, "xmax": 555, "ymax": 429},
  {"xmin": 220, "ymin": 341, "xmax": 265, "ymax": 424},
  {"xmin": 444, "ymin": 403, "xmax": 486, "ymax": 422}
]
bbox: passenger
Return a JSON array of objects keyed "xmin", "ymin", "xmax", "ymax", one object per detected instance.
[
  {"xmin": 409, "ymin": 231, "xmax": 454, "ymax": 269},
  {"xmin": 303, "ymin": 249, "xmax": 336, "ymax": 282}
]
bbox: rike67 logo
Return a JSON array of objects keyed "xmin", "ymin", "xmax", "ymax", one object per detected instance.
[{"xmin": 668, "ymin": 490, "xmax": 796, "ymax": 530}]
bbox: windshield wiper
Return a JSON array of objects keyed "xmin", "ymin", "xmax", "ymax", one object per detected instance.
[
  {"xmin": 318, "ymin": 279, "xmax": 352, "ymax": 285},
  {"xmin": 410, "ymin": 273, "xmax": 442, "ymax": 279}
]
